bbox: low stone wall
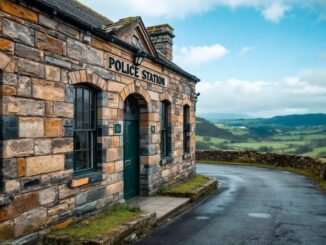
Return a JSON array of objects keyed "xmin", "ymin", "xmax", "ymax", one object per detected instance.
[{"xmin": 196, "ymin": 150, "xmax": 326, "ymax": 180}]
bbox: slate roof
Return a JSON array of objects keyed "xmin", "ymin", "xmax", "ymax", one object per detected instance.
[
  {"xmin": 31, "ymin": 0, "xmax": 199, "ymax": 82},
  {"xmin": 37, "ymin": 0, "xmax": 113, "ymax": 27}
]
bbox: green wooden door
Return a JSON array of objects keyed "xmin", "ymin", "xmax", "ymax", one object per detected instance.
[{"xmin": 123, "ymin": 96, "xmax": 140, "ymax": 200}]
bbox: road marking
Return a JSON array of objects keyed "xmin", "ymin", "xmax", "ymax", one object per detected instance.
[{"xmin": 248, "ymin": 213, "xmax": 271, "ymax": 219}]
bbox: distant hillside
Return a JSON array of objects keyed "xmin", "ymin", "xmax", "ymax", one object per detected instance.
[
  {"xmin": 196, "ymin": 117, "xmax": 234, "ymax": 138},
  {"xmin": 198, "ymin": 113, "xmax": 250, "ymax": 122},
  {"xmin": 222, "ymin": 114, "xmax": 326, "ymax": 127}
]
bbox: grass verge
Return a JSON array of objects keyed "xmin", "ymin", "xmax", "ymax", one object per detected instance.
[
  {"xmin": 159, "ymin": 174, "xmax": 210, "ymax": 194},
  {"xmin": 198, "ymin": 160, "xmax": 326, "ymax": 192},
  {"xmin": 54, "ymin": 204, "xmax": 141, "ymax": 240}
]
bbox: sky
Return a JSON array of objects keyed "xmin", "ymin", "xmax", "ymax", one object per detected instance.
[{"xmin": 80, "ymin": 0, "xmax": 326, "ymax": 118}]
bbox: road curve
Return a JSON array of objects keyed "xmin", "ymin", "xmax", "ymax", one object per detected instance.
[{"xmin": 135, "ymin": 163, "xmax": 326, "ymax": 245}]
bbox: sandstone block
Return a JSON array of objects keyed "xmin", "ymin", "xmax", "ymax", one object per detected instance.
[
  {"xmin": 44, "ymin": 118, "xmax": 63, "ymax": 137},
  {"xmin": 2, "ymin": 139, "xmax": 34, "ymax": 158},
  {"xmin": 0, "ymin": 0, "xmax": 38, "ymax": 22},
  {"xmin": 0, "ymin": 220, "xmax": 14, "ymax": 242},
  {"xmin": 70, "ymin": 177, "xmax": 89, "ymax": 188},
  {"xmin": 2, "ymin": 72, "xmax": 17, "ymax": 85},
  {"xmin": 17, "ymin": 76, "xmax": 32, "ymax": 97},
  {"xmin": 106, "ymin": 148, "xmax": 120, "ymax": 162},
  {"xmin": 58, "ymin": 184, "xmax": 79, "ymax": 200},
  {"xmin": 67, "ymin": 38, "xmax": 103, "ymax": 66},
  {"xmin": 0, "ymin": 85, "xmax": 16, "ymax": 96},
  {"xmin": 3, "ymin": 19, "xmax": 34, "ymax": 46},
  {"xmin": 103, "ymin": 162, "xmax": 115, "ymax": 174},
  {"xmin": 53, "ymin": 102, "xmax": 73, "ymax": 118},
  {"xmin": 19, "ymin": 117, "xmax": 44, "ymax": 138},
  {"xmin": 39, "ymin": 14, "xmax": 57, "ymax": 30},
  {"xmin": 17, "ymin": 58, "xmax": 45, "ymax": 78},
  {"xmin": 115, "ymin": 160, "xmax": 123, "ymax": 172},
  {"xmin": 39, "ymin": 187, "xmax": 56, "ymax": 205},
  {"xmin": 14, "ymin": 207, "xmax": 47, "ymax": 237},
  {"xmin": 1, "ymin": 115, "xmax": 18, "ymax": 140},
  {"xmin": 2, "ymin": 96, "xmax": 45, "ymax": 116},
  {"xmin": 25, "ymin": 155, "xmax": 65, "ymax": 176},
  {"xmin": 35, "ymin": 31, "xmax": 65, "ymax": 56},
  {"xmin": 0, "ymin": 50, "xmax": 11, "ymax": 70},
  {"xmin": 52, "ymin": 138, "xmax": 73, "ymax": 154},
  {"xmin": 17, "ymin": 158, "xmax": 26, "ymax": 177},
  {"xmin": 15, "ymin": 43, "xmax": 44, "ymax": 62},
  {"xmin": 45, "ymin": 55, "xmax": 72, "ymax": 69},
  {"xmin": 0, "ymin": 38, "xmax": 14, "ymax": 54},
  {"xmin": 0, "ymin": 192, "xmax": 38, "ymax": 222},
  {"xmin": 1, "ymin": 158, "xmax": 17, "ymax": 179},
  {"xmin": 45, "ymin": 65, "xmax": 60, "ymax": 81},
  {"xmin": 34, "ymin": 139, "xmax": 52, "ymax": 155},
  {"xmin": 4, "ymin": 179, "xmax": 20, "ymax": 194},
  {"xmin": 32, "ymin": 78, "xmax": 65, "ymax": 101},
  {"xmin": 107, "ymin": 181, "xmax": 123, "ymax": 194}
]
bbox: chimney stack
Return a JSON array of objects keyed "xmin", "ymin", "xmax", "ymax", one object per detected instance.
[{"xmin": 147, "ymin": 24, "xmax": 175, "ymax": 61}]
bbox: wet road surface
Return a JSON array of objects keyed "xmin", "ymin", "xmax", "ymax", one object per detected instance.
[{"xmin": 134, "ymin": 163, "xmax": 326, "ymax": 245}]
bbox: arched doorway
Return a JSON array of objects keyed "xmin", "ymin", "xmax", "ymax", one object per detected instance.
[{"xmin": 123, "ymin": 95, "xmax": 140, "ymax": 199}]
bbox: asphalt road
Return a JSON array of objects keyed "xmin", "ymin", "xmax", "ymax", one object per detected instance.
[{"xmin": 134, "ymin": 163, "xmax": 326, "ymax": 245}]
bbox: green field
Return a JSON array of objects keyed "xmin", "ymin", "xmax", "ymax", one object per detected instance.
[{"xmin": 196, "ymin": 119, "xmax": 326, "ymax": 157}]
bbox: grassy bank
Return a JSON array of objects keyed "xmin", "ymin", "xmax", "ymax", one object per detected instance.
[
  {"xmin": 52, "ymin": 204, "xmax": 141, "ymax": 240},
  {"xmin": 198, "ymin": 160, "xmax": 326, "ymax": 192},
  {"xmin": 159, "ymin": 174, "xmax": 210, "ymax": 194}
]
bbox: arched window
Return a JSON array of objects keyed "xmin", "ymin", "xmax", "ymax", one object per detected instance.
[
  {"xmin": 161, "ymin": 100, "xmax": 171, "ymax": 158},
  {"xmin": 183, "ymin": 105, "xmax": 190, "ymax": 154},
  {"xmin": 74, "ymin": 85, "xmax": 97, "ymax": 174}
]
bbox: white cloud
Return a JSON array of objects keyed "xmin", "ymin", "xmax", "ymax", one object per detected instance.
[
  {"xmin": 174, "ymin": 44, "xmax": 229, "ymax": 68},
  {"xmin": 80, "ymin": 0, "xmax": 326, "ymax": 22},
  {"xmin": 238, "ymin": 46, "xmax": 252, "ymax": 56},
  {"xmin": 262, "ymin": 2, "xmax": 289, "ymax": 22},
  {"xmin": 196, "ymin": 69, "xmax": 326, "ymax": 117}
]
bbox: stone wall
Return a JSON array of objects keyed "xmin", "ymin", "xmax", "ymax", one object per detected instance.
[
  {"xmin": 0, "ymin": 0, "xmax": 197, "ymax": 243},
  {"xmin": 196, "ymin": 150, "xmax": 326, "ymax": 180}
]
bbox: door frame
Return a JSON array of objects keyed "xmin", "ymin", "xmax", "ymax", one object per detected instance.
[{"xmin": 123, "ymin": 96, "xmax": 140, "ymax": 199}]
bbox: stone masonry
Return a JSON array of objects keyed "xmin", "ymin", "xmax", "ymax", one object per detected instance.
[{"xmin": 0, "ymin": 0, "xmax": 198, "ymax": 243}]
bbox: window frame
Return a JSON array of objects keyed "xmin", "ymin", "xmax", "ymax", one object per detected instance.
[
  {"xmin": 183, "ymin": 105, "xmax": 191, "ymax": 154},
  {"xmin": 73, "ymin": 84, "xmax": 97, "ymax": 175},
  {"xmin": 160, "ymin": 100, "xmax": 170, "ymax": 158}
]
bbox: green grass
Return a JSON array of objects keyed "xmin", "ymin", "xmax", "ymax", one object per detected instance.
[
  {"xmin": 198, "ymin": 161, "xmax": 326, "ymax": 192},
  {"xmin": 161, "ymin": 174, "xmax": 210, "ymax": 194},
  {"xmin": 303, "ymin": 147, "xmax": 326, "ymax": 157},
  {"xmin": 55, "ymin": 204, "xmax": 141, "ymax": 240}
]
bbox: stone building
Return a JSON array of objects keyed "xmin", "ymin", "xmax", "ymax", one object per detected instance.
[{"xmin": 0, "ymin": 0, "xmax": 199, "ymax": 243}]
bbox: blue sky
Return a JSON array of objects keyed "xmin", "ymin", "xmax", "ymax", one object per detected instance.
[{"xmin": 80, "ymin": 0, "xmax": 326, "ymax": 118}]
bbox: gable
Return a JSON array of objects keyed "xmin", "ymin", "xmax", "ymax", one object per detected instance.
[{"xmin": 102, "ymin": 17, "xmax": 157, "ymax": 57}]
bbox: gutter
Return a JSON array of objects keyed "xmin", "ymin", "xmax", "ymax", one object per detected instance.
[{"xmin": 24, "ymin": 0, "xmax": 200, "ymax": 83}]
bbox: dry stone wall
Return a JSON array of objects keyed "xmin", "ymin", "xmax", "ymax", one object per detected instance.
[
  {"xmin": 196, "ymin": 150, "xmax": 326, "ymax": 180},
  {"xmin": 0, "ymin": 0, "xmax": 197, "ymax": 243}
]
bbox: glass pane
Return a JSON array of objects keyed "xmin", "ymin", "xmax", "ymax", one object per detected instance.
[
  {"xmin": 90, "ymin": 91, "xmax": 96, "ymax": 129},
  {"xmin": 75, "ymin": 131, "xmax": 81, "ymax": 150},
  {"xmin": 84, "ymin": 89, "xmax": 90, "ymax": 129},
  {"xmin": 74, "ymin": 151, "xmax": 82, "ymax": 170},
  {"xmin": 82, "ymin": 150, "xmax": 89, "ymax": 169},
  {"xmin": 76, "ymin": 88, "xmax": 83, "ymax": 129},
  {"xmin": 80, "ymin": 131, "xmax": 88, "ymax": 150}
]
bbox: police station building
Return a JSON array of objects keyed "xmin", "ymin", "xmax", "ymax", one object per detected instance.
[{"xmin": 0, "ymin": 0, "xmax": 199, "ymax": 242}]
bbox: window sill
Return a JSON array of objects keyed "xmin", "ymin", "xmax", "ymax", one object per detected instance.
[
  {"xmin": 69, "ymin": 171, "xmax": 104, "ymax": 188},
  {"xmin": 160, "ymin": 156, "xmax": 173, "ymax": 165},
  {"xmin": 183, "ymin": 153, "xmax": 192, "ymax": 159}
]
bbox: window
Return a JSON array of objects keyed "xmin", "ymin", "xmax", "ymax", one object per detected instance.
[
  {"xmin": 183, "ymin": 105, "xmax": 190, "ymax": 154},
  {"xmin": 160, "ymin": 101, "xmax": 170, "ymax": 157},
  {"xmin": 74, "ymin": 85, "xmax": 97, "ymax": 174}
]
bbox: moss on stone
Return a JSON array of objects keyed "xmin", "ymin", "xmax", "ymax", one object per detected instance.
[
  {"xmin": 0, "ymin": 224, "xmax": 14, "ymax": 242},
  {"xmin": 160, "ymin": 174, "xmax": 210, "ymax": 194},
  {"xmin": 51, "ymin": 204, "xmax": 141, "ymax": 240}
]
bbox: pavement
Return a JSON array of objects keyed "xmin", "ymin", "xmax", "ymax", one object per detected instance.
[
  {"xmin": 134, "ymin": 163, "xmax": 326, "ymax": 245},
  {"xmin": 129, "ymin": 196, "xmax": 191, "ymax": 221}
]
